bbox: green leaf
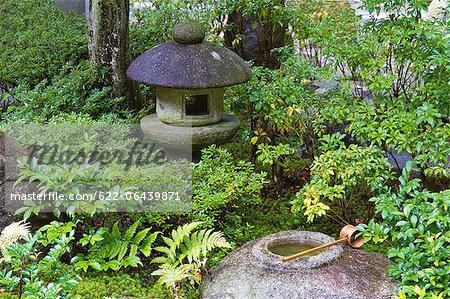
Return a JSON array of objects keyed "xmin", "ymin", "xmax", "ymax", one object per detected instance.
[
  {"xmin": 124, "ymin": 220, "xmax": 140, "ymax": 242},
  {"xmin": 112, "ymin": 222, "xmax": 121, "ymax": 239},
  {"xmin": 117, "ymin": 242, "xmax": 128, "ymax": 261}
]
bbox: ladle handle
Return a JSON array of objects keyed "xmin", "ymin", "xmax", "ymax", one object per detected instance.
[{"xmin": 282, "ymin": 238, "xmax": 347, "ymax": 262}]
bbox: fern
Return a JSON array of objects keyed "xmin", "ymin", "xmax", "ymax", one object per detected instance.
[
  {"xmin": 152, "ymin": 222, "xmax": 231, "ymax": 299},
  {"xmin": 72, "ymin": 219, "xmax": 159, "ymax": 271},
  {"xmin": 0, "ymin": 221, "xmax": 30, "ymax": 260},
  {"xmin": 180, "ymin": 229, "xmax": 231, "ymax": 264}
]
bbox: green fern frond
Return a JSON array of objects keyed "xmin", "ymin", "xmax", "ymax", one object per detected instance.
[
  {"xmin": 133, "ymin": 228, "xmax": 151, "ymax": 245},
  {"xmin": 151, "ymin": 222, "xmax": 231, "ymax": 298},
  {"xmin": 124, "ymin": 220, "xmax": 140, "ymax": 242},
  {"xmin": 111, "ymin": 222, "xmax": 121, "ymax": 239},
  {"xmin": 152, "ymin": 264, "xmax": 197, "ymax": 287},
  {"xmin": 180, "ymin": 229, "xmax": 231, "ymax": 263},
  {"xmin": 117, "ymin": 242, "xmax": 128, "ymax": 261},
  {"xmin": 129, "ymin": 244, "xmax": 138, "ymax": 258},
  {"xmin": 151, "ymin": 256, "xmax": 170, "ymax": 264},
  {"xmin": 171, "ymin": 222, "xmax": 203, "ymax": 250},
  {"xmin": 202, "ymin": 230, "xmax": 231, "ymax": 256}
]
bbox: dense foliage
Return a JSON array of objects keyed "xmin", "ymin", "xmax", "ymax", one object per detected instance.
[
  {"xmin": 360, "ymin": 162, "xmax": 450, "ymax": 299},
  {"xmin": 0, "ymin": 0, "xmax": 87, "ymax": 85},
  {"xmin": 0, "ymin": 0, "xmax": 449, "ymax": 298},
  {"xmin": 0, "ymin": 222, "xmax": 80, "ymax": 298}
]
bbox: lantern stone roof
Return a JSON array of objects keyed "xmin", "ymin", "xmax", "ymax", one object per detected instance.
[{"xmin": 127, "ymin": 21, "xmax": 252, "ymax": 89}]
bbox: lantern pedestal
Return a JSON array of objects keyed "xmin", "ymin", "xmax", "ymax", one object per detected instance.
[{"xmin": 141, "ymin": 114, "xmax": 240, "ymax": 153}]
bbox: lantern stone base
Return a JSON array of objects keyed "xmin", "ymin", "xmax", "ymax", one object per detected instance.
[{"xmin": 140, "ymin": 114, "xmax": 240, "ymax": 153}]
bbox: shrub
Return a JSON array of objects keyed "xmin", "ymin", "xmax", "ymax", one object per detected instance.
[
  {"xmin": 359, "ymin": 162, "xmax": 450, "ymax": 299},
  {"xmin": 130, "ymin": 0, "xmax": 225, "ymax": 57},
  {"xmin": 7, "ymin": 61, "xmax": 124, "ymax": 122},
  {"xmin": 290, "ymin": 0, "xmax": 358, "ymax": 68},
  {"xmin": 0, "ymin": 0, "xmax": 87, "ymax": 85},
  {"xmin": 191, "ymin": 146, "xmax": 267, "ymax": 227},
  {"xmin": 293, "ymin": 137, "xmax": 393, "ymax": 223},
  {"xmin": 256, "ymin": 143, "xmax": 294, "ymax": 181},
  {"xmin": 0, "ymin": 221, "xmax": 80, "ymax": 299},
  {"xmin": 328, "ymin": 0, "xmax": 450, "ymax": 111},
  {"xmin": 227, "ymin": 51, "xmax": 322, "ymax": 161},
  {"xmin": 314, "ymin": 88, "xmax": 450, "ymax": 182}
]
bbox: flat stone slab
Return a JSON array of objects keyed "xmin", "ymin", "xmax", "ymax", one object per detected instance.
[{"xmin": 202, "ymin": 231, "xmax": 398, "ymax": 299}]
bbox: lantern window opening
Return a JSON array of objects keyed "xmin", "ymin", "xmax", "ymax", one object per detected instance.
[{"xmin": 184, "ymin": 94, "xmax": 210, "ymax": 116}]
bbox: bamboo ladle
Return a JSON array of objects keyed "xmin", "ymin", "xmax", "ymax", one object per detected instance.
[{"xmin": 282, "ymin": 225, "xmax": 365, "ymax": 262}]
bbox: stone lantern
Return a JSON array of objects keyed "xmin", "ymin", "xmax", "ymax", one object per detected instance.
[{"xmin": 127, "ymin": 21, "xmax": 251, "ymax": 157}]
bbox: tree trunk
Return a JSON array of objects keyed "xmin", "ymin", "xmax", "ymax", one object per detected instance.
[
  {"xmin": 88, "ymin": 0, "xmax": 140, "ymax": 109},
  {"xmin": 224, "ymin": 4, "xmax": 291, "ymax": 69}
]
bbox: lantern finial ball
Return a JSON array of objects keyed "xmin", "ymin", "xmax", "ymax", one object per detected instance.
[{"xmin": 172, "ymin": 21, "xmax": 205, "ymax": 44}]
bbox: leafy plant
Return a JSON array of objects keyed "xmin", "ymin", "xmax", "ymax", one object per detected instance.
[
  {"xmin": 228, "ymin": 52, "xmax": 322, "ymax": 161},
  {"xmin": 152, "ymin": 222, "xmax": 231, "ymax": 299},
  {"xmin": 130, "ymin": 0, "xmax": 226, "ymax": 57},
  {"xmin": 358, "ymin": 161, "xmax": 450, "ymax": 299},
  {"xmin": 0, "ymin": 222, "xmax": 30, "ymax": 259},
  {"xmin": 8, "ymin": 61, "xmax": 122, "ymax": 122},
  {"xmin": 293, "ymin": 139, "xmax": 393, "ymax": 223},
  {"xmin": 290, "ymin": 0, "xmax": 358, "ymax": 68},
  {"xmin": 192, "ymin": 146, "xmax": 267, "ymax": 226},
  {"xmin": 0, "ymin": 0, "xmax": 87, "ymax": 86},
  {"xmin": 0, "ymin": 221, "xmax": 80, "ymax": 299},
  {"xmin": 10, "ymin": 121, "xmax": 192, "ymax": 219},
  {"xmin": 71, "ymin": 219, "xmax": 159, "ymax": 271},
  {"xmin": 256, "ymin": 143, "xmax": 294, "ymax": 181},
  {"xmin": 315, "ymin": 89, "xmax": 450, "ymax": 185}
]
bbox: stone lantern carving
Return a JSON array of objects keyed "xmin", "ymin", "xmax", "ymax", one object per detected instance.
[{"xmin": 127, "ymin": 21, "xmax": 251, "ymax": 155}]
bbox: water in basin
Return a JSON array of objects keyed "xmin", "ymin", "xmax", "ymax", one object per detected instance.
[{"xmin": 268, "ymin": 243, "xmax": 320, "ymax": 257}]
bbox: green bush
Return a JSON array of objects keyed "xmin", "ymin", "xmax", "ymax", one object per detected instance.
[
  {"xmin": 6, "ymin": 61, "xmax": 125, "ymax": 122},
  {"xmin": 0, "ymin": 221, "xmax": 80, "ymax": 299},
  {"xmin": 293, "ymin": 137, "xmax": 393, "ymax": 223},
  {"xmin": 0, "ymin": 0, "xmax": 87, "ymax": 85},
  {"xmin": 227, "ymin": 50, "xmax": 322, "ymax": 161},
  {"xmin": 359, "ymin": 162, "xmax": 450, "ymax": 299},
  {"xmin": 191, "ymin": 146, "xmax": 268, "ymax": 227},
  {"xmin": 130, "ymin": 0, "xmax": 225, "ymax": 57}
]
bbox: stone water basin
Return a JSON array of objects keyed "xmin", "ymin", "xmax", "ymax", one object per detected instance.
[{"xmin": 202, "ymin": 230, "xmax": 398, "ymax": 299}]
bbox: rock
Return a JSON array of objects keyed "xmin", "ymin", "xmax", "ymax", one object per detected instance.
[
  {"xmin": 311, "ymin": 79, "xmax": 342, "ymax": 95},
  {"xmin": 311, "ymin": 79, "xmax": 342, "ymax": 90},
  {"xmin": 54, "ymin": 0, "xmax": 87, "ymax": 16},
  {"xmin": 0, "ymin": 133, "xmax": 29, "ymax": 230},
  {"xmin": 202, "ymin": 231, "xmax": 398, "ymax": 299},
  {"xmin": 386, "ymin": 148, "xmax": 414, "ymax": 170}
]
